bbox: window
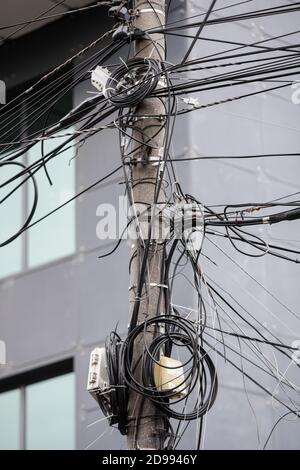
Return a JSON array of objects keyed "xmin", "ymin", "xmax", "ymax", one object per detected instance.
[
  {"xmin": 0, "ymin": 79, "xmax": 75, "ymax": 279},
  {"xmin": 0, "ymin": 389, "xmax": 20, "ymax": 450},
  {"xmin": 0, "ymin": 360, "xmax": 75, "ymax": 450},
  {"xmin": 27, "ymin": 129, "xmax": 76, "ymax": 269},
  {"xmin": 26, "ymin": 373, "xmax": 75, "ymax": 450},
  {"xmin": 0, "ymin": 160, "xmax": 23, "ymax": 279}
]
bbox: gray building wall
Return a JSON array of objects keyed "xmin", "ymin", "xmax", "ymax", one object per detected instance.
[{"xmin": 0, "ymin": 1, "xmax": 300, "ymax": 449}]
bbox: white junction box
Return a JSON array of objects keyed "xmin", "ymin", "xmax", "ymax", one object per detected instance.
[
  {"xmin": 154, "ymin": 356, "xmax": 187, "ymax": 400},
  {"xmin": 87, "ymin": 347, "xmax": 109, "ymax": 400},
  {"xmin": 91, "ymin": 66, "xmax": 111, "ymax": 95}
]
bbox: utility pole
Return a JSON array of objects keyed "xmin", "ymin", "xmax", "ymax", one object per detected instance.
[{"xmin": 127, "ymin": 0, "xmax": 167, "ymax": 450}]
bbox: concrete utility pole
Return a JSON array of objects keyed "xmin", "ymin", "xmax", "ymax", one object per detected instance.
[{"xmin": 127, "ymin": 0, "xmax": 167, "ymax": 450}]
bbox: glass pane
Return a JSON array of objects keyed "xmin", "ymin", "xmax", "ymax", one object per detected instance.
[
  {"xmin": 0, "ymin": 158, "xmax": 23, "ymax": 279},
  {"xmin": 26, "ymin": 372, "xmax": 75, "ymax": 450},
  {"xmin": 27, "ymin": 128, "xmax": 76, "ymax": 268},
  {"xmin": 0, "ymin": 389, "xmax": 20, "ymax": 450}
]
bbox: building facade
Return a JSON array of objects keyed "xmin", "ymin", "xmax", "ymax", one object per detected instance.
[{"xmin": 0, "ymin": 0, "xmax": 300, "ymax": 450}]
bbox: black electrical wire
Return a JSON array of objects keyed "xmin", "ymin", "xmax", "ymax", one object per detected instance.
[
  {"xmin": 2, "ymin": 0, "xmax": 67, "ymax": 42},
  {"xmin": 0, "ymin": 161, "xmax": 38, "ymax": 247},
  {"xmin": 1, "ymin": 0, "xmax": 300, "ymax": 449},
  {"xmin": 263, "ymin": 412, "xmax": 297, "ymax": 449},
  {"xmin": 105, "ymin": 58, "xmax": 161, "ymax": 108},
  {"xmin": 181, "ymin": 0, "xmax": 218, "ymax": 65},
  {"xmin": 150, "ymin": 3, "xmax": 300, "ymax": 34},
  {"xmin": 0, "ymin": 2, "xmax": 112, "ymax": 33},
  {"xmin": 0, "ymin": 164, "xmax": 122, "ymax": 246},
  {"xmin": 122, "ymin": 315, "xmax": 218, "ymax": 421},
  {"xmin": 105, "ymin": 331, "xmax": 128, "ymax": 435}
]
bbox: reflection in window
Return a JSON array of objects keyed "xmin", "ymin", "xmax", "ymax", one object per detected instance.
[
  {"xmin": 26, "ymin": 372, "xmax": 75, "ymax": 450},
  {"xmin": 0, "ymin": 370, "xmax": 75, "ymax": 449},
  {"xmin": 0, "ymin": 389, "xmax": 20, "ymax": 450},
  {"xmin": 0, "ymin": 158, "xmax": 23, "ymax": 280},
  {"xmin": 27, "ymin": 129, "xmax": 76, "ymax": 268},
  {"xmin": 0, "ymin": 83, "xmax": 75, "ymax": 279}
]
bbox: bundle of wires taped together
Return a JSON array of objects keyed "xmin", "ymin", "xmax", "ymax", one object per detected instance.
[{"xmin": 105, "ymin": 331, "xmax": 128, "ymax": 435}]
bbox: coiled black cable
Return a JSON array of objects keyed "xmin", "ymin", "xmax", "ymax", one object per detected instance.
[
  {"xmin": 105, "ymin": 57, "xmax": 161, "ymax": 108},
  {"xmin": 122, "ymin": 315, "xmax": 218, "ymax": 421},
  {"xmin": 105, "ymin": 331, "xmax": 128, "ymax": 435}
]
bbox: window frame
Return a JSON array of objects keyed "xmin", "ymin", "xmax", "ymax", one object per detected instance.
[
  {"xmin": 0, "ymin": 358, "xmax": 74, "ymax": 450},
  {"xmin": 0, "ymin": 74, "xmax": 76, "ymax": 282}
]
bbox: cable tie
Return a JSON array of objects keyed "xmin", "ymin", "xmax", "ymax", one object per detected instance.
[
  {"xmin": 130, "ymin": 156, "xmax": 161, "ymax": 164},
  {"xmin": 132, "ymin": 115, "xmax": 165, "ymax": 122},
  {"xmin": 121, "ymin": 136, "xmax": 129, "ymax": 148},
  {"xmin": 182, "ymin": 97, "xmax": 200, "ymax": 108},
  {"xmin": 108, "ymin": 385, "xmax": 127, "ymax": 389},
  {"xmin": 149, "ymin": 283, "xmax": 168, "ymax": 289},
  {"xmin": 158, "ymin": 79, "xmax": 167, "ymax": 88},
  {"xmin": 137, "ymin": 8, "xmax": 165, "ymax": 17}
]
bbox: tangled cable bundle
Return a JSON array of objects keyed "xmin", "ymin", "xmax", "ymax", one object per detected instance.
[
  {"xmin": 121, "ymin": 315, "xmax": 218, "ymax": 421},
  {"xmin": 101, "ymin": 314, "xmax": 218, "ymax": 435},
  {"xmin": 1, "ymin": 0, "xmax": 300, "ymax": 451},
  {"xmin": 105, "ymin": 57, "xmax": 161, "ymax": 108},
  {"xmin": 104, "ymin": 331, "xmax": 127, "ymax": 435}
]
